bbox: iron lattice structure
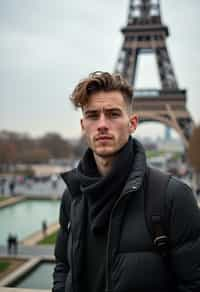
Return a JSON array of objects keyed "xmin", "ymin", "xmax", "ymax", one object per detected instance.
[{"xmin": 115, "ymin": 0, "xmax": 194, "ymax": 147}]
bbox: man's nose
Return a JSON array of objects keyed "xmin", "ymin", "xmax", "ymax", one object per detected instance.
[{"xmin": 97, "ymin": 113, "xmax": 108, "ymax": 130}]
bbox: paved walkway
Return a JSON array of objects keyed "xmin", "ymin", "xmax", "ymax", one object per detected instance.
[
  {"xmin": 0, "ymin": 288, "xmax": 50, "ymax": 292},
  {"xmin": 21, "ymin": 222, "xmax": 59, "ymax": 245},
  {"xmin": 0, "ymin": 196, "xmax": 25, "ymax": 209},
  {"xmin": 0, "ymin": 244, "xmax": 54, "ymax": 258}
]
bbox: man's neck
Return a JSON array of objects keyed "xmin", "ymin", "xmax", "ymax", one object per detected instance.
[{"xmin": 94, "ymin": 153, "xmax": 114, "ymax": 176}]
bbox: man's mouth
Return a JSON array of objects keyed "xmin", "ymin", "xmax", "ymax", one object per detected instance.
[{"xmin": 95, "ymin": 135, "xmax": 112, "ymax": 141}]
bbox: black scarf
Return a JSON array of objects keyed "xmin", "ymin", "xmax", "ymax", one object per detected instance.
[{"xmin": 76, "ymin": 137, "xmax": 135, "ymax": 232}]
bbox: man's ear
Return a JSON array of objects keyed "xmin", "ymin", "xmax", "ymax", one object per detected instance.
[
  {"xmin": 80, "ymin": 118, "xmax": 85, "ymax": 132},
  {"xmin": 128, "ymin": 114, "xmax": 138, "ymax": 134}
]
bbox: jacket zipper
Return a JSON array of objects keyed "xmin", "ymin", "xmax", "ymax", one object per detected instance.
[{"xmin": 105, "ymin": 187, "xmax": 137, "ymax": 292}]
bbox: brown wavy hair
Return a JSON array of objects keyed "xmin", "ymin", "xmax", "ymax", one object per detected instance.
[{"xmin": 70, "ymin": 71, "xmax": 133, "ymax": 109}]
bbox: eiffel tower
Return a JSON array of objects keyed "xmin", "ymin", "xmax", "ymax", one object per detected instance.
[{"xmin": 115, "ymin": 0, "xmax": 194, "ymax": 147}]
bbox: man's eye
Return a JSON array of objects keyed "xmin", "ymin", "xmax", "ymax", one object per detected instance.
[
  {"xmin": 110, "ymin": 111, "xmax": 120, "ymax": 118},
  {"xmin": 86, "ymin": 113, "xmax": 98, "ymax": 119}
]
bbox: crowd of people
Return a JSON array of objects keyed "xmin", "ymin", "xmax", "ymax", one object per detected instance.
[{"xmin": 0, "ymin": 174, "xmax": 59, "ymax": 196}]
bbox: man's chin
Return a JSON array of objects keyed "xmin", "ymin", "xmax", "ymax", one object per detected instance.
[{"xmin": 94, "ymin": 146, "xmax": 116, "ymax": 158}]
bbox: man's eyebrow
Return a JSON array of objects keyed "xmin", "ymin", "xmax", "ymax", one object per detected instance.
[
  {"xmin": 83, "ymin": 109, "xmax": 99, "ymax": 115},
  {"xmin": 83, "ymin": 107, "xmax": 122, "ymax": 114},
  {"xmin": 104, "ymin": 108, "xmax": 122, "ymax": 111}
]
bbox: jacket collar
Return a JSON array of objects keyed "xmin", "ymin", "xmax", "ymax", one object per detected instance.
[
  {"xmin": 60, "ymin": 168, "xmax": 81, "ymax": 197},
  {"xmin": 61, "ymin": 138, "xmax": 147, "ymax": 197},
  {"xmin": 121, "ymin": 138, "xmax": 146, "ymax": 194}
]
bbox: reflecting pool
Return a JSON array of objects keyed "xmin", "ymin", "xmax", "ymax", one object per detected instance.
[
  {"xmin": 0, "ymin": 199, "xmax": 60, "ymax": 246},
  {"xmin": 14, "ymin": 262, "xmax": 54, "ymax": 290}
]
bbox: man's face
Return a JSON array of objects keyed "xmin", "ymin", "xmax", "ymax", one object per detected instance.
[{"xmin": 81, "ymin": 90, "xmax": 138, "ymax": 158}]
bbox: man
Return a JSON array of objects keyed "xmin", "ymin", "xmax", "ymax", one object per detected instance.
[{"xmin": 53, "ymin": 72, "xmax": 200, "ymax": 292}]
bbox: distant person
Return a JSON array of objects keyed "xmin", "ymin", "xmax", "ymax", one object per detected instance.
[
  {"xmin": 51, "ymin": 174, "xmax": 58, "ymax": 189},
  {"xmin": 7, "ymin": 233, "xmax": 18, "ymax": 254},
  {"xmin": 53, "ymin": 71, "xmax": 200, "ymax": 291},
  {"xmin": 12, "ymin": 235, "xmax": 18, "ymax": 254},
  {"xmin": 9, "ymin": 177, "xmax": 16, "ymax": 196},
  {"xmin": 7, "ymin": 233, "xmax": 13, "ymax": 254},
  {"xmin": 42, "ymin": 220, "xmax": 47, "ymax": 236}
]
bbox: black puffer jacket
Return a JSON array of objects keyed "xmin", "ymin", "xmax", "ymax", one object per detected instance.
[{"xmin": 53, "ymin": 140, "xmax": 200, "ymax": 292}]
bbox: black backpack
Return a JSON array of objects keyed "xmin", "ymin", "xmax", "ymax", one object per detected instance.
[
  {"xmin": 145, "ymin": 166, "xmax": 171, "ymax": 256},
  {"xmin": 145, "ymin": 166, "xmax": 176, "ymax": 285}
]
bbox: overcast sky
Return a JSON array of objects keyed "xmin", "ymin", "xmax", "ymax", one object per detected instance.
[{"xmin": 0, "ymin": 0, "xmax": 200, "ymax": 140}]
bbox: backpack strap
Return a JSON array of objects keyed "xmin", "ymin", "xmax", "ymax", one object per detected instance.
[
  {"xmin": 145, "ymin": 166, "xmax": 179, "ymax": 289},
  {"xmin": 145, "ymin": 166, "xmax": 171, "ymax": 257}
]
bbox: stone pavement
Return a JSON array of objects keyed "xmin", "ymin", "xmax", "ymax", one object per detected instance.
[
  {"xmin": 21, "ymin": 223, "xmax": 59, "ymax": 246},
  {"xmin": 0, "ymin": 244, "xmax": 54, "ymax": 258},
  {"xmin": 0, "ymin": 196, "xmax": 25, "ymax": 209},
  {"xmin": 0, "ymin": 288, "xmax": 50, "ymax": 292}
]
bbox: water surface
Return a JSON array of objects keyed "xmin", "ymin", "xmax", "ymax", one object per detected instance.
[
  {"xmin": 14, "ymin": 262, "xmax": 54, "ymax": 290},
  {"xmin": 0, "ymin": 199, "xmax": 60, "ymax": 246}
]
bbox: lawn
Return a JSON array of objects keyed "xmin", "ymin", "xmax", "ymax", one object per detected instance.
[
  {"xmin": 39, "ymin": 231, "xmax": 58, "ymax": 245},
  {"xmin": 0, "ymin": 196, "xmax": 7, "ymax": 202},
  {"xmin": 0, "ymin": 258, "xmax": 27, "ymax": 280},
  {"xmin": 0, "ymin": 261, "xmax": 11, "ymax": 273}
]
